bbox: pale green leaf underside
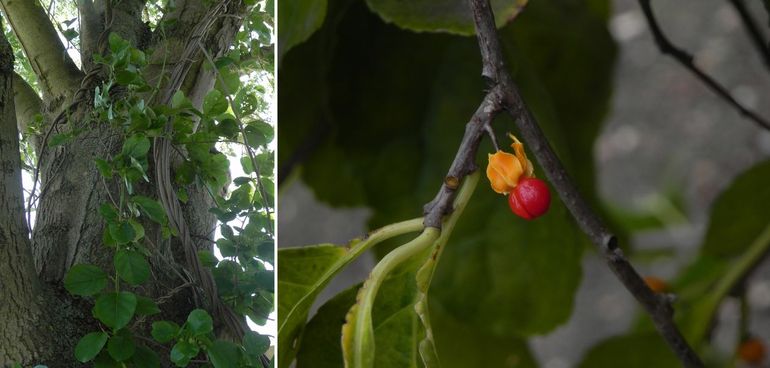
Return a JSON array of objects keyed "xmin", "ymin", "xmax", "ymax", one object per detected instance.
[
  {"xmin": 366, "ymin": 0, "xmax": 527, "ymax": 35},
  {"xmin": 342, "ymin": 174, "xmax": 479, "ymax": 368},
  {"xmin": 277, "ymin": 218, "xmax": 423, "ymax": 368}
]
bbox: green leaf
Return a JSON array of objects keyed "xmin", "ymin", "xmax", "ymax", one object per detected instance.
[
  {"xmin": 171, "ymin": 91, "xmax": 191, "ymax": 109},
  {"xmin": 122, "ymin": 135, "xmax": 150, "ymax": 158},
  {"xmin": 93, "ymin": 292, "xmax": 137, "ymax": 330},
  {"xmin": 215, "ymin": 118, "xmax": 240, "ymax": 139},
  {"xmin": 203, "ymin": 90, "xmax": 229, "ymax": 116},
  {"xmin": 108, "ymin": 222, "xmax": 135, "ymax": 245},
  {"xmin": 114, "ymin": 250, "xmax": 150, "ymax": 285},
  {"xmin": 243, "ymin": 331, "xmax": 271, "ymax": 357},
  {"xmin": 207, "ymin": 340, "xmax": 240, "ymax": 368},
  {"xmin": 241, "ymin": 156, "xmax": 255, "ymax": 174},
  {"xmin": 129, "ymin": 219, "xmax": 145, "ymax": 241},
  {"xmin": 673, "ymin": 160, "xmax": 770, "ymax": 345},
  {"xmin": 132, "ymin": 195, "xmax": 168, "ymax": 224},
  {"xmin": 366, "ymin": 0, "xmax": 526, "ymax": 35},
  {"xmin": 115, "ymin": 70, "xmax": 138, "ymax": 85},
  {"xmin": 233, "ymin": 176, "xmax": 252, "ymax": 186},
  {"xmin": 277, "ymin": 244, "xmax": 354, "ymax": 368},
  {"xmin": 198, "ymin": 250, "xmax": 219, "ymax": 267},
  {"xmin": 151, "ymin": 321, "xmax": 179, "ymax": 343},
  {"xmin": 216, "ymin": 66, "xmax": 241, "ymax": 92},
  {"xmin": 74, "ymin": 332, "xmax": 109, "ymax": 363},
  {"xmin": 64, "ymin": 264, "xmax": 108, "ymax": 296},
  {"xmin": 429, "ymin": 302, "xmax": 537, "ymax": 368},
  {"xmin": 108, "ymin": 32, "xmax": 128, "ymax": 53},
  {"xmin": 278, "ymin": 218, "xmax": 422, "ymax": 368},
  {"xmin": 244, "ymin": 125, "xmax": 267, "ymax": 146},
  {"xmin": 277, "ymin": 0, "xmax": 327, "ymax": 63},
  {"xmin": 132, "ymin": 345, "xmax": 160, "ymax": 368},
  {"xmin": 296, "ymin": 285, "xmax": 359, "ymax": 368},
  {"xmin": 170, "ymin": 340, "xmax": 199, "ymax": 367},
  {"xmin": 107, "ymin": 334, "xmax": 135, "ymax": 361},
  {"xmin": 135, "ymin": 296, "xmax": 161, "ymax": 316},
  {"xmin": 63, "ymin": 28, "xmax": 78, "ymax": 41},
  {"xmin": 186, "ymin": 309, "xmax": 214, "ymax": 336},
  {"xmin": 99, "ymin": 203, "xmax": 120, "ymax": 223},
  {"xmin": 577, "ymin": 333, "xmax": 678, "ymax": 368},
  {"xmin": 249, "ymin": 120, "xmax": 275, "ymax": 144},
  {"xmin": 701, "ymin": 160, "xmax": 770, "ymax": 258},
  {"xmin": 94, "ymin": 158, "xmax": 113, "ymax": 178},
  {"xmin": 234, "ymin": 90, "xmax": 259, "ymax": 116}
]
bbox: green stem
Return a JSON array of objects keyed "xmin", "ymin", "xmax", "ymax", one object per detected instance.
[
  {"xmin": 347, "ymin": 228, "xmax": 441, "ymax": 368},
  {"xmin": 344, "ymin": 173, "xmax": 480, "ymax": 368},
  {"xmin": 415, "ymin": 172, "xmax": 480, "ymax": 367},
  {"xmin": 277, "ymin": 217, "xmax": 424, "ymax": 337},
  {"xmin": 692, "ymin": 222, "xmax": 770, "ymax": 344}
]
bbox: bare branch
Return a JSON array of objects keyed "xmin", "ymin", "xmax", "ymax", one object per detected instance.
[
  {"xmin": 0, "ymin": 0, "xmax": 83, "ymax": 99},
  {"xmin": 637, "ymin": 0, "xmax": 770, "ymax": 131},
  {"xmin": 422, "ymin": 0, "xmax": 706, "ymax": 365},
  {"xmin": 423, "ymin": 87, "xmax": 503, "ymax": 228},
  {"xmin": 12, "ymin": 72, "xmax": 42, "ymax": 151},
  {"xmin": 729, "ymin": 0, "xmax": 770, "ymax": 71}
]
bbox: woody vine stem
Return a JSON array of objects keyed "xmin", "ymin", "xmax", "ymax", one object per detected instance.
[{"xmin": 421, "ymin": 0, "xmax": 706, "ymax": 366}]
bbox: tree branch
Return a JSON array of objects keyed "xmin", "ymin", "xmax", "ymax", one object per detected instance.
[
  {"xmin": 729, "ymin": 0, "xmax": 770, "ymax": 71},
  {"xmin": 423, "ymin": 87, "xmax": 503, "ymax": 228},
  {"xmin": 77, "ymin": 0, "xmax": 103, "ymax": 69},
  {"xmin": 0, "ymin": 20, "xmax": 46, "ymax": 362},
  {"xmin": 12, "ymin": 72, "xmax": 42, "ymax": 151},
  {"xmin": 0, "ymin": 0, "xmax": 83, "ymax": 99},
  {"xmin": 422, "ymin": 0, "xmax": 705, "ymax": 365},
  {"xmin": 637, "ymin": 0, "xmax": 770, "ymax": 131}
]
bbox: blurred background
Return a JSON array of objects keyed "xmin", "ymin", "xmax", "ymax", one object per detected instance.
[{"xmin": 279, "ymin": 0, "xmax": 770, "ymax": 366}]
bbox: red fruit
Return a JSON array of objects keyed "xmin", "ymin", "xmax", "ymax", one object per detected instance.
[{"xmin": 508, "ymin": 177, "xmax": 551, "ymax": 220}]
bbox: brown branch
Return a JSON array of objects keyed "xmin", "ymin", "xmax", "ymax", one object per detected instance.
[
  {"xmin": 637, "ymin": 0, "xmax": 770, "ymax": 131},
  {"xmin": 12, "ymin": 72, "xmax": 43, "ymax": 151},
  {"xmin": 423, "ymin": 87, "xmax": 503, "ymax": 228},
  {"xmin": 422, "ymin": 0, "xmax": 705, "ymax": 365},
  {"xmin": 0, "ymin": 0, "xmax": 83, "ymax": 99},
  {"xmin": 729, "ymin": 0, "xmax": 770, "ymax": 71},
  {"xmin": 0, "ymin": 19, "xmax": 46, "ymax": 360},
  {"xmin": 77, "ymin": 0, "xmax": 103, "ymax": 68}
]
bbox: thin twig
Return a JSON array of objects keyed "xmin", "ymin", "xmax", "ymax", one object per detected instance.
[
  {"xmin": 422, "ymin": 0, "xmax": 706, "ymax": 365},
  {"xmin": 637, "ymin": 0, "xmax": 770, "ymax": 131},
  {"xmin": 422, "ymin": 87, "xmax": 503, "ymax": 228},
  {"xmin": 729, "ymin": 0, "xmax": 770, "ymax": 71}
]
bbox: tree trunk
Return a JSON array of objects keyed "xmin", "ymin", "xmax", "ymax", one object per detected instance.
[{"xmin": 0, "ymin": 1, "xmax": 251, "ymax": 366}]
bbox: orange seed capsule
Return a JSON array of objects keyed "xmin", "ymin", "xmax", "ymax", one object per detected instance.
[
  {"xmin": 739, "ymin": 338, "xmax": 766, "ymax": 365},
  {"xmin": 486, "ymin": 150, "xmax": 524, "ymax": 194},
  {"xmin": 486, "ymin": 134, "xmax": 534, "ymax": 194}
]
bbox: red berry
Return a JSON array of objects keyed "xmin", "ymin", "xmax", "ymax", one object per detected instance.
[{"xmin": 508, "ymin": 178, "xmax": 551, "ymax": 220}]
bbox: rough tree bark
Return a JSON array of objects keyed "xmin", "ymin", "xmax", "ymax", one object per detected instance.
[{"xmin": 0, "ymin": 1, "xmax": 253, "ymax": 366}]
